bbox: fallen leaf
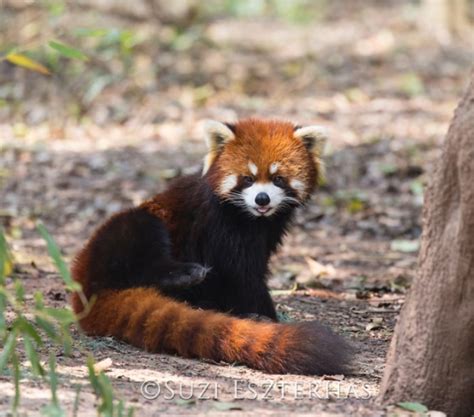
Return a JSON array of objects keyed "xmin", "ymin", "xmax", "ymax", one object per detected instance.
[
  {"xmin": 5, "ymin": 53, "xmax": 51, "ymax": 75},
  {"xmin": 397, "ymin": 402, "xmax": 428, "ymax": 413},
  {"xmin": 304, "ymin": 257, "xmax": 336, "ymax": 278},
  {"xmin": 93, "ymin": 358, "xmax": 113, "ymax": 373},
  {"xmin": 49, "ymin": 40, "xmax": 89, "ymax": 61},
  {"xmin": 175, "ymin": 398, "xmax": 195, "ymax": 407}
]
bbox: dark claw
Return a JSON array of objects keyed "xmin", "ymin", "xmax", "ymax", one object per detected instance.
[{"xmin": 185, "ymin": 263, "xmax": 212, "ymax": 285}]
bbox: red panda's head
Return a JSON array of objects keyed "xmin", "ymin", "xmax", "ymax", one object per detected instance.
[{"xmin": 202, "ymin": 118, "xmax": 327, "ymax": 217}]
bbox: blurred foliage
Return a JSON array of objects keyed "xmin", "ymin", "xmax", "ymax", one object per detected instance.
[
  {"xmin": 0, "ymin": 0, "xmax": 330, "ymax": 122},
  {"xmin": 322, "ymin": 190, "xmax": 369, "ymax": 214},
  {"xmin": 204, "ymin": 0, "xmax": 327, "ymax": 23},
  {"xmin": 0, "ymin": 225, "xmax": 134, "ymax": 416}
]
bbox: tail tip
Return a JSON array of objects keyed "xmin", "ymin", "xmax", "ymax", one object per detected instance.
[{"xmin": 284, "ymin": 321, "xmax": 355, "ymax": 376}]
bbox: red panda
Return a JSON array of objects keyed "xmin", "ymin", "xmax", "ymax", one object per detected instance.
[{"xmin": 71, "ymin": 118, "xmax": 352, "ymax": 375}]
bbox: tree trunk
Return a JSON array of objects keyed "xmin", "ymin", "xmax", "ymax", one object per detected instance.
[{"xmin": 379, "ymin": 73, "xmax": 474, "ymax": 416}]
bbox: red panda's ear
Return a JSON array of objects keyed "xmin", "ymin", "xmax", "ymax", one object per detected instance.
[
  {"xmin": 202, "ymin": 120, "xmax": 235, "ymax": 149},
  {"xmin": 294, "ymin": 125, "xmax": 328, "ymax": 186},
  {"xmin": 294, "ymin": 125, "xmax": 328, "ymax": 157},
  {"xmin": 201, "ymin": 120, "xmax": 236, "ymax": 175}
]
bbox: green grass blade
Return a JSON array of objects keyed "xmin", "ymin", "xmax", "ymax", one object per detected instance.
[
  {"xmin": 48, "ymin": 353, "xmax": 59, "ymax": 406},
  {"xmin": 36, "ymin": 223, "xmax": 81, "ymax": 292},
  {"xmin": 48, "ymin": 41, "xmax": 88, "ymax": 61},
  {"xmin": 43, "ymin": 307, "xmax": 76, "ymax": 325},
  {"xmin": 0, "ymin": 329, "xmax": 17, "ymax": 373},
  {"xmin": 35, "ymin": 316, "xmax": 60, "ymax": 342},
  {"xmin": 23, "ymin": 334, "xmax": 45, "ymax": 377},
  {"xmin": 12, "ymin": 352, "xmax": 20, "ymax": 411}
]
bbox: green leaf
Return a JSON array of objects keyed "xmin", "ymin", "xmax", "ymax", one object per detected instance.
[
  {"xmin": 35, "ymin": 316, "xmax": 59, "ymax": 342},
  {"xmin": 174, "ymin": 398, "xmax": 195, "ymax": 407},
  {"xmin": 390, "ymin": 239, "xmax": 420, "ymax": 253},
  {"xmin": 117, "ymin": 400, "xmax": 124, "ymax": 417},
  {"xmin": 0, "ymin": 293, "xmax": 6, "ymax": 338},
  {"xmin": 97, "ymin": 373, "xmax": 114, "ymax": 413},
  {"xmin": 4, "ymin": 52, "xmax": 51, "ymax": 75},
  {"xmin": 43, "ymin": 307, "xmax": 76, "ymax": 324},
  {"xmin": 41, "ymin": 404, "xmax": 66, "ymax": 417},
  {"xmin": 346, "ymin": 198, "xmax": 365, "ymax": 214},
  {"xmin": 19, "ymin": 318, "xmax": 43, "ymax": 345},
  {"xmin": 0, "ymin": 329, "xmax": 17, "ymax": 373},
  {"xmin": 34, "ymin": 291, "xmax": 45, "ymax": 308},
  {"xmin": 37, "ymin": 223, "xmax": 81, "ymax": 292},
  {"xmin": 60, "ymin": 323, "xmax": 73, "ymax": 356},
  {"xmin": 23, "ymin": 334, "xmax": 45, "ymax": 377},
  {"xmin": 72, "ymin": 385, "xmax": 82, "ymax": 417},
  {"xmin": 0, "ymin": 226, "xmax": 13, "ymax": 282},
  {"xmin": 87, "ymin": 356, "xmax": 100, "ymax": 392},
  {"xmin": 397, "ymin": 402, "xmax": 429, "ymax": 413},
  {"xmin": 14, "ymin": 280, "xmax": 25, "ymax": 302},
  {"xmin": 12, "ymin": 352, "xmax": 20, "ymax": 411},
  {"xmin": 48, "ymin": 41, "xmax": 88, "ymax": 61},
  {"xmin": 74, "ymin": 28, "xmax": 108, "ymax": 38},
  {"xmin": 398, "ymin": 72, "xmax": 424, "ymax": 97},
  {"xmin": 48, "ymin": 353, "xmax": 59, "ymax": 406}
]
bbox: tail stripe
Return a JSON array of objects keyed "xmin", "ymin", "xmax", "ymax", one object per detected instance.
[
  {"xmin": 74, "ymin": 288, "xmax": 352, "ymax": 375},
  {"xmin": 125, "ymin": 295, "xmax": 158, "ymax": 345},
  {"xmin": 167, "ymin": 308, "xmax": 200, "ymax": 356},
  {"xmin": 144, "ymin": 303, "xmax": 180, "ymax": 352},
  {"xmin": 179, "ymin": 313, "xmax": 208, "ymax": 357}
]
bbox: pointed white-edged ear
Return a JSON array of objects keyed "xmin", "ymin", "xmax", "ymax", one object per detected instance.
[
  {"xmin": 201, "ymin": 120, "xmax": 235, "ymax": 175},
  {"xmin": 202, "ymin": 120, "xmax": 235, "ymax": 150},
  {"xmin": 294, "ymin": 125, "xmax": 328, "ymax": 156}
]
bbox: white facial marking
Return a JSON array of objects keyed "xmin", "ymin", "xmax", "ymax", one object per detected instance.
[
  {"xmin": 242, "ymin": 182, "xmax": 285, "ymax": 217},
  {"xmin": 290, "ymin": 179, "xmax": 306, "ymax": 192},
  {"xmin": 220, "ymin": 174, "xmax": 237, "ymax": 194},
  {"xmin": 248, "ymin": 161, "xmax": 258, "ymax": 176},
  {"xmin": 269, "ymin": 162, "xmax": 280, "ymax": 175}
]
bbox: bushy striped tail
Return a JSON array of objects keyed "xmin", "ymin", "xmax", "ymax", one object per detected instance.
[{"xmin": 72, "ymin": 287, "xmax": 352, "ymax": 375}]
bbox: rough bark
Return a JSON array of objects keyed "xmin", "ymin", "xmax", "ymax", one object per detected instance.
[{"xmin": 379, "ymin": 73, "xmax": 474, "ymax": 416}]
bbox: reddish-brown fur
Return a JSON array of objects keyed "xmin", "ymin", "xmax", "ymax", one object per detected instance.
[
  {"xmin": 74, "ymin": 288, "xmax": 297, "ymax": 373},
  {"xmin": 71, "ymin": 118, "xmax": 351, "ymax": 375},
  {"xmin": 207, "ymin": 119, "xmax": 318, "ymax": 199},
  {"xmin": 72, "ymin": 287, "xmax": 348, "ymax": 374}
]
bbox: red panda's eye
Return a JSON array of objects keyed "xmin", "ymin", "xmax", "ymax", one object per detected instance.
[
  {"xmin": 242, "ymin": 176, "xmax": 254, "ymax": 186},
  {"xmin": 273, "ymin": 176, "xmax": 285, "ymax": 187}
]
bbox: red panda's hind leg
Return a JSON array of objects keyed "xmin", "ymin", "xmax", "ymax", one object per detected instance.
[{"xmin": 72, "ymin": 207, "xmax": 210, "ymax": 297}]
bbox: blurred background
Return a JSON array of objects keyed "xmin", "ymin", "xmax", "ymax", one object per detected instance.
[{"xmin": 0, "ymin": 0, "xmax": 473, "ymax": 289}]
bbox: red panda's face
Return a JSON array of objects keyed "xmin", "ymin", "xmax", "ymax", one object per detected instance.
[{"xmin": 202, "ymin": 118, "xmax": 327, "ymax": 217}]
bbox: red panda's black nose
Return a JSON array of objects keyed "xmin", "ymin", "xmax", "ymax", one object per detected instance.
[{"xmin": 255, "ymin": 192, "xmax": 270, "ymax": 206}]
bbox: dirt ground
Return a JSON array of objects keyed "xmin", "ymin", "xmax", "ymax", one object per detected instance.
[{"xmin": 0, "ymin": 1, "xmax": 472, "ymax": 415}]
